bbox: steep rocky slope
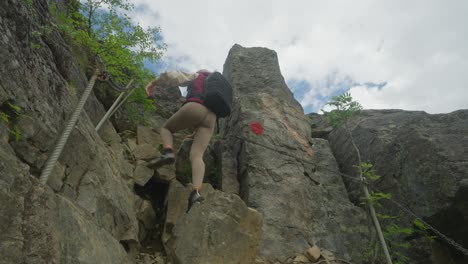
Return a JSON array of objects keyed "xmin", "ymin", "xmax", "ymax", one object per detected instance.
[{"xmin": 1, "ymin": 0, "xmax": 467, "ymax": 263}]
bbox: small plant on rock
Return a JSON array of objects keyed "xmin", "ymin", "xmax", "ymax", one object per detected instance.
[
  {"xmin": 323, "ymin": 93, "xmax": 403, "ymax": 264},
  {"xmin": 0, "ymin": 101, "xmax": 26, "ymax": 142}
]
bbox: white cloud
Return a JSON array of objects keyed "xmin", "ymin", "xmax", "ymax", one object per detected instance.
[{"xmin": 128, "ymin": 0, "xmax": 468, "ymax": 113}]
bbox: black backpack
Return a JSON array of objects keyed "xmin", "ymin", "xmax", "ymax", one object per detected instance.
[{"xmin": 202, "ymin": 72, "xmax": 233, "ymax": 118}]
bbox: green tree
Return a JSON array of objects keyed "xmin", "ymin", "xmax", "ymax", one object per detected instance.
[
  {"xmin": 323, "ymin": 92, "xmax": 363, "ymax": 128},
  {"xmin": 79, "ymin": 0, "xmax": 165, "ymax": 82},
  {"xmin": 51, "ymin": 0, "xmax": 166, "ymax": 123}
]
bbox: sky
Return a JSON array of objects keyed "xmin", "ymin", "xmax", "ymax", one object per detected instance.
[{"xmin": 127, "ymin": 0, "xmax": 467, "ymax": 114}]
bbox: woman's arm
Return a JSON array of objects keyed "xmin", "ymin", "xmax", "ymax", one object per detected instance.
[
  {"xmin": 145, "ymin": 71, "xmax": 198, "ymax": 98},
  {"xmin": 158, "ymin": 71, "xmax": 198, "ymax": 87}
]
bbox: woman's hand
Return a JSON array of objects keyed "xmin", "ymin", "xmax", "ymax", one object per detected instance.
[
  {"xmin": 145, "ymin": 80, "xmax": 157, "ymax": 98},
  {"xmin": 176, "ymin": 96, "xmax": 186, "ymax": 103}
]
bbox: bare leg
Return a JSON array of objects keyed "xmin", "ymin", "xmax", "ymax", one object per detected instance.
[
  {"xmin": 160, "ymin": 102, "xmax": 210, "ymax": 149},
  {"xmin": 159, "ymin": 102, "xmax": 216, "ymax": 190},
  {"xmin": 190, "ymin": 111, "xmax": 216, "ymax": 189}
]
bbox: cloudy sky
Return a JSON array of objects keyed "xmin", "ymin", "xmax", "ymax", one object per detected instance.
[{"xmin": 128, "ymin": 0, "xmax": 467, "ymax": 114}]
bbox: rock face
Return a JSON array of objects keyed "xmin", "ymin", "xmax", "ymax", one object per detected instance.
[
  {"xmin": 0, "ymin": 0, "xmax": 140, "ymax": 262},
  {"xmin": 327, "ymin": 109, "xmax": 468, "ymax": 263},
  {"xmin": 306, "ymin": 113, "xmax": 333, "ymax": 138},
  {"xmin": 163, "ymin": 181, "xmax": 263, "ymax": 264},
  {"xmin": 221, "ymin": 45, "xmax": 369, "ymax": 261},
  {"xmin": 28, "ymin": 183, "xmax": 132, "ymax": 264}
]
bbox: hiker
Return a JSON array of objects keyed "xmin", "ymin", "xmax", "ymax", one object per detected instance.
[{"xmin": 145, "ymin": 70, "xmax": 232, "ymax": 212}]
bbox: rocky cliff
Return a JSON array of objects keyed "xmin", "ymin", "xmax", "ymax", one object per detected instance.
[
  {"xmin": 221, "ymin": 45, "xmax": 369, "ymax": 262},
  {"xmin": 1, "ymin": 0, "xmax": 467, "ymax": 264},
  {"xmin": 1, "ymin": 0, "xmax": 140, "ymax": 263},
  {"xmin": 323, "ymin": 109, "xmax": 468, "ymax": 264}
]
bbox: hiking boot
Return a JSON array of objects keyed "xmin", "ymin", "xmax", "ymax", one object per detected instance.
[
  {"xmin": 186, "ymin": 189, "xmax": 204, "ymax": 213},
  {"xmin": 147, "ymin": 148, "xmax": 175, "ymax": 169}
]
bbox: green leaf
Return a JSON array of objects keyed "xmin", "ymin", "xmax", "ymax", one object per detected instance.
[
  {"xmin": 6, "ymin": 102, "xmax": 21, "ymax": 113},
  {"xmin": 323, "ymin": 92, "xmax": 363, "ymax": 127},
  {"xmin": 361, "ymin": 162, "xmax": 372, "ymax": 169},
  {"xmin": 370, "ymin": 191, "xmax": 392, "ymax": 200},
  {"xmin": 376, "ymin": 213, "xmax": 398, "ymax": 220},
  {"xmin": 395, "ymin": 241, "xmax": 412, "ymax": 249},
  {"xmin": 385, "ymin": 224, "xmax": 414, "ymax": 235},
  {"xmin": 414, "ymin": 219, "xmax": 427, "ymax": 230},
  {"xmin": 0, "ymin": 112, "xmax": 9, "ymax": 123},
  {"xmin": 12, "ymin": 127, "xmax": 21, "ymax": 142},
  {"xmin": 360, "ymin": 162, "xmax": 382, "ymax": 180}
]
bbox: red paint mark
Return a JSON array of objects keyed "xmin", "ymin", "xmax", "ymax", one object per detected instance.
[{"xmin": 250, "ymin": 121, "xmax": 263, "ymax": 135}]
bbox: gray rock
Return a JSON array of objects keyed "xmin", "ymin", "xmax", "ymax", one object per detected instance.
[
  {"xmin": 51, "ymin": 187, "xmax": 133, "ymax": 264},
  {"xmin": 1, "ymin": 175, "xmax": 131, "ymax": 264},
  {"xmin": 47, "ymin": 161, "xmax": 66, "ymax": 192},
  {"xmin": 221, "ymin": 44, "xmax": 369, "ymax": 261},
  {"xmin": 135, "ymin": 196, "xmax": 157, "ymax": 242},
  {"xmin": 221, "ymin": 150, "xmax": 240, "ymax": 194},
  {"xmin": 156, "ymin": 166, "xmax": 176, "ymax": 182},
  {"xmin": 133, "ymin": 144, "xmax": 159, "ymax": 161},
  {"xmin": 306, "ymin": 246, "xmax": 321, "ymax": 262},
  {"xmin": 56, "ymin": 124, "xmax": 140, "ymax": 246},
  {"xmin": 224, "ymin": 44, "xmax": 301, "ymax": 110},
  {"xmin": 0, "ymin": 141, "xmax": 32, "ymax": 264},
  {"xmin": 127, "ymin": 138, "xmax": 138, "ymax": 152},
  {"xmin": 153, "ymin": 85, "xmax": 182, "ymax": 119},
  {"xmin": 163, "ymin": 181, "xmax": 263, "ymax": 264},
  {"xmin": 327, "ymin": 109, "xmax": 468, "ymax": 263},
  {"xmin": 293, "ymin": 254, "xmax": 309, "ymax": 263},
  {"xmin": 306, "ymin": 113, "xmax": 333, "ymax": 138},
  {"xmin": 10, "ymin": 140, "xmax": 48, "ymax": 173},
  {"xmin": 162, "ymin": 181, "xmax": 190, "ymax": 247},
  {"xmin": 134, "ymin": 161, "xmax": 155, "ymax": 186},
  {"xmin": 0, "ymin": 0, "xmax": 140, "ymax": 261},
  {"xmin": 137, "ymin": 125, "xmax": 160, "ymax": 147}
]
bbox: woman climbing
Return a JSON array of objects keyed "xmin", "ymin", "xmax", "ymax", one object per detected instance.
[{"xmin": 145, "ymin": 69, "xmax": 232, "ymax": 213}]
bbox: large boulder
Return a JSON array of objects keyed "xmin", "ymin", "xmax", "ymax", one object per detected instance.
[
  {"xmin": 163, "ymin": 181, "xmax": 263, "ymax": 264},
  {"xmin": 327, "ymin": 109, "xmax": 468, "ymax": 263},
  {"xmin": 0, "ymin": 163, "xmax": 132, "ymax": 264},
  {"xmin": 220, "ymin": 44, "xmax": 369, "ymax": 261}
]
